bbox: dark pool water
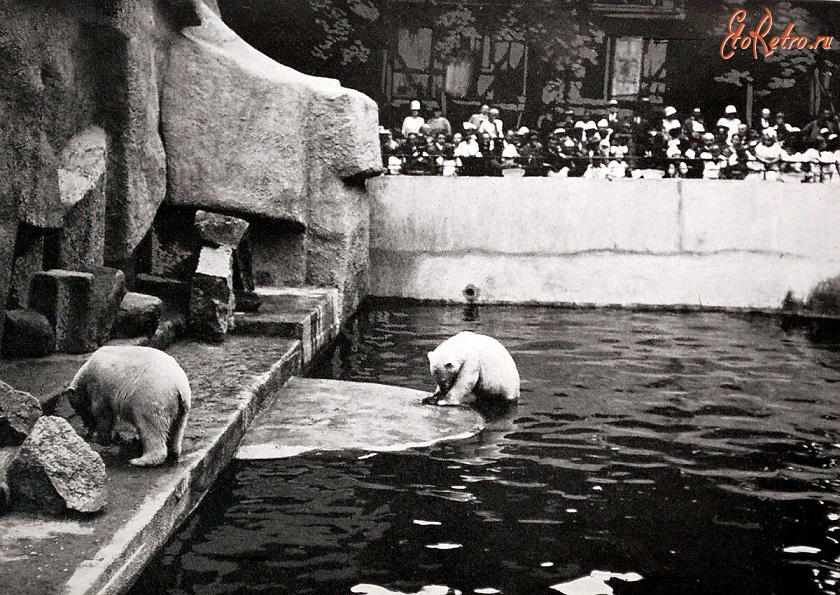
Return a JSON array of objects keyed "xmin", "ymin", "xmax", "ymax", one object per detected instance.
[{"xmin": 133, "ymin": 302, "xmax": 840, "ymax": 595}]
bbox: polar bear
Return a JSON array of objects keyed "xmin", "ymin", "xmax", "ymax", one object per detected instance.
[
  {"xmin": 423, "ymin": 331, "xmax": 520, "ymax": 407},
  {"xmin": 65, "ymin": 345, "xmax": 191, "ymax": 467}
]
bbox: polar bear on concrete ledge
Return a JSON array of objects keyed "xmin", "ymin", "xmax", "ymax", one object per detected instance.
[
  {"xmin": 65, "ymin": 345, "xmax": 191, "ymax": 467},
  {"xmin": 423, "ymin": 331, "xmax": 520, "ymax": 407}
]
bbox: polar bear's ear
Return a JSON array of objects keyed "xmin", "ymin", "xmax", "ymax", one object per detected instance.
[{"xmin": 427, "ymin": 351, "xmax": 434, "ymax": 362}]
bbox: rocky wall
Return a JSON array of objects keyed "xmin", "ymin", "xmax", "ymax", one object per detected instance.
[{"xmin": 0, "ymin": 0, "xmax": 380, "ymax": 353}]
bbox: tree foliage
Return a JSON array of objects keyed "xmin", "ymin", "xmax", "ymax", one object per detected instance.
[{"xmin": 304, "ymin": 0, "xmax": 833, "ymax": 103}]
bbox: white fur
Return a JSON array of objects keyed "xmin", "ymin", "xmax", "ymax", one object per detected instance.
[
  {"xmin": 68, "ymin": 346, "xmax": 191, "ymax": 467},
  {"xmin": 426, "ymin": 331, "xmax": 520, "ymax": 406}
]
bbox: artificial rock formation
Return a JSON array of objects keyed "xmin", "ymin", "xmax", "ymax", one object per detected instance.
[
  {"xmin": 29, "ymin": 267, "xmax": 126, "ymax": 353},
  {"xmin": 1, "ymin": 309, "xmax": 55, "ymax": 358},
  {"xmin": 0, "ymin": 0, "xmax": 380, "ymax": 355},
  {"xmin": 0, "ymin": 381, "xmax": 42, "ymax": 446},
  {"xmin": 58, "ymin": 126, "xmax": 108, "ymax": 270},
  {"xmin": 7, "ymin": 416, "xmax": 106, "ymax": 515},
  {"xmin": 162, "ymin": 3, "xmax": 380, "ymax": 318},
  {"xmin": 189, "ymin": 246, "xmax": 235, "ymax": 342},
  {"xmin": 112, "ymin": 292, "xmax": 163, "ymax": 338}
]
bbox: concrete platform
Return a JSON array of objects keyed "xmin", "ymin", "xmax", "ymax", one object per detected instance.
[
  {"xmin": 0, "ymin": 336, "xmax": 302, "ymax": 595},
  {"xmin": 236, "ymin": 377, "xmax": 485, "ymax": 460},
  {"xmin": 232, "ymin": 287, "xmax": 338, "ymax": 365}
]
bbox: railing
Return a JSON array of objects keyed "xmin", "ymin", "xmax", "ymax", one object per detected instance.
[{"xmin": 384, "ymin": 154, "xmax": 840, "ymax": 183}]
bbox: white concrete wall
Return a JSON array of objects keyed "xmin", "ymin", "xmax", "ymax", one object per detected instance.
[{"xmin": 368, "ymin": 177, "xmax": 840, "ymax": 309}]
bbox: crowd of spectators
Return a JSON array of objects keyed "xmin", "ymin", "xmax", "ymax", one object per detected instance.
[{"xmin": 380, "ymin": 98, "xmax": 840, "ymax": 182}]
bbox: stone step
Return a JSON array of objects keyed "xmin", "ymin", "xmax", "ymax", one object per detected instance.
[
  {"xmin": 231, "ymin": 287, "xmax": 338, "ymax": 365},
  {"xmin": 236, "ymin": 377, "xmax": 485, "ymax": 460}
]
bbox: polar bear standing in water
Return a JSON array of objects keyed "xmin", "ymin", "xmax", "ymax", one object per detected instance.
[
  {"xmin": 66, "ymin": 345, "xmax": 191, "ymax": 467},
  {"xmin": 423, "ymin": 331, "xmax": 520, "ymax": 406}
]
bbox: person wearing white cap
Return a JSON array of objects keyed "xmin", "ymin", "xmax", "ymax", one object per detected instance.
[
  {"xmin": 607, "ymin": 99, "xmax": 621, "ymax": 125},
  {"xmin": 401, "ymin": 100, "xmax": 425, "ymax": 138},
  {"xmin": 716, "ymin": 105, "xmax": 741, "ymax": 142},
  {"xmin": 759, "ymin": 108, "xmax": 772, "ymax": 131},
  {"xmin": 596, "ymin": 119, "xmax": 612, "ymax": 143},
  {"xmin": 662, "ymin": 106, "xmax": 681, "ymax": 134}
]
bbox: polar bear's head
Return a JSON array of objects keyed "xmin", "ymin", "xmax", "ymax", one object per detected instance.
[{"xmin": 428, "ymin": 351, "xmax": 463, "ymax": 393}]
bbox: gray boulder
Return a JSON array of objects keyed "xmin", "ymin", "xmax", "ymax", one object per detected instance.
[
  {"xmin": 112, "ymin": 292, "xmax": 163, "ymax": 338},
  {"xmin": 8, "ymin": 416, "xmax": 107, "ymax": 515},
  {"xmin": 0, "ymin": 381, "xmax": 42, "ymax": 446},
  {"xmin": 2, "ymin": 309, "xmax": 55, "ymax": 358},
  {"xmin": 29, "ymin": 267, "xmax": 126, "ymax": 353},
  {"xmin": 194, "ymin": 210, "xmax": 249, "ymax": 248},
  {"xmin": 189, "ymin": 245, "xmax": 235, "ymax": 342}
]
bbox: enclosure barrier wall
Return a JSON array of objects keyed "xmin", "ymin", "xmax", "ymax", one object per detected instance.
[{"xmin": 368, "ymin": 176, "xmax": 840, "ymax": 309}]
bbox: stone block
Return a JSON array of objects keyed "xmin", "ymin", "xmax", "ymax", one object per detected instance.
[
  {"xmin": 195, "ymin": 210, "xmax": 249, "ymax": 247},
  {"xmin": 0, "ymin": 380, "xmax": 42, "ymax": 446},
  {"xmin": 29, "ymin": 270, "xmax": 94, "ymax": 354},
  {"xmin": 112, "ymin": 292, "xmax": 163, "ymax": 338},
  {"xmin": 189, "ymin": 246, "xmax": 235, "ymax": 342},
  {"xmin": 77, "ymin": 265, "xmax": 127, "ymax": 347},
  {"xmin": 58, "ymin": 126, "xmax": 107, "ymax": 269},
  {"xmin": 2, "ymin": 309, "xmax": 55, "ymax": 359},
  {"xmin": 233, "ymin": 232, "xmax": 260, "ymax": 312},
  {"xmin": 135, "ymin": 273, "xmax": 191, "ymax": 312},
  {"xmin": 29, "ymin": 267, "xmax": 125, "ymax": 353},
  {"xmin": 8, "ymin": 416, "xmax": 106, "ymax": 515}
]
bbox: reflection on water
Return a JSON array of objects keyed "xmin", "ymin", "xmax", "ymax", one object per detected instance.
[{"xmin": 133, "ymin": 303, "xmax": 840, "ymax": 595}]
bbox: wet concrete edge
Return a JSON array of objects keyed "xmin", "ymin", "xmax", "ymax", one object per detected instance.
[{"xmin": 64, "ymin": 342, "xmax": 302, "ymax": 595}]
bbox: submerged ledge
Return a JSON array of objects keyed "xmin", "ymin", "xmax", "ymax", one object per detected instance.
[{"xmin": 236, "ymin": 377, "xmax": 485, "ymax": 460}]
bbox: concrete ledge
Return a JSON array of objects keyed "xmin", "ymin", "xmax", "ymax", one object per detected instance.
[
  {"xmin": 0, "ymin": 336, "xmax": 301, "ymax": 595},
  {"xmin": 232, "ymin": 287, "xmax": 338, "ymax": 365},
  {"xmin": 236, "ymin": 378, "xmax": 485, "ymax": 460}
]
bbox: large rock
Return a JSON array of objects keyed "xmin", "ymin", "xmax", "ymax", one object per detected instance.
[
  {"xmin": 112, "ymin": 292, "xmax": 163, "ymax": 338},
  {"xmin": 162, "ymin": 4, "xmax": 380, "ymax": 215},
  {"xmin": 2, "ymin": 309, "xmax": 55, "ymax": 359},
  {"xmin": 189, "ymin": 245, "xmax": 235, "ymax": 342},
  {"xmin": 29, "ymin": 270, "xmax": 93, "ymax": 353},
  {"xmin": 162, "ymin": 4, "xmax": 379, "ymax": 320},
  {"xmin": 77, "ymin": 265, "xmax": 127, "ymax": 345},
  {"xmin": 29, "ymin": 267, "xmax": 125, "ymax": 353},
  {"xmin": 101, "ymin": 2, "xmax": 170, "ymax": 266},
  {"xmin": 0, "ymin": 1, "xmax": 108, "ymax": 329},
  {"xmin": 0, "ymin": 381, "xmax": 42, "ymax": 446},
  {"xmin": 135, "ymin": 273, "xmax": 191, "ymax": 312},
  {"xmin": 194, "ymin": 210, "xmax": 249, "ymax": 247},
  {"xmin": 7, "ymin": 416, "xmax": 106, "ymax": 515},
  {"xmin": 194, "ymin": 211, "xmax": 260, "ymax": 312},
  {"xmin": 58, "ymin": 126, "xmax": 107, "ymax": 269}
]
